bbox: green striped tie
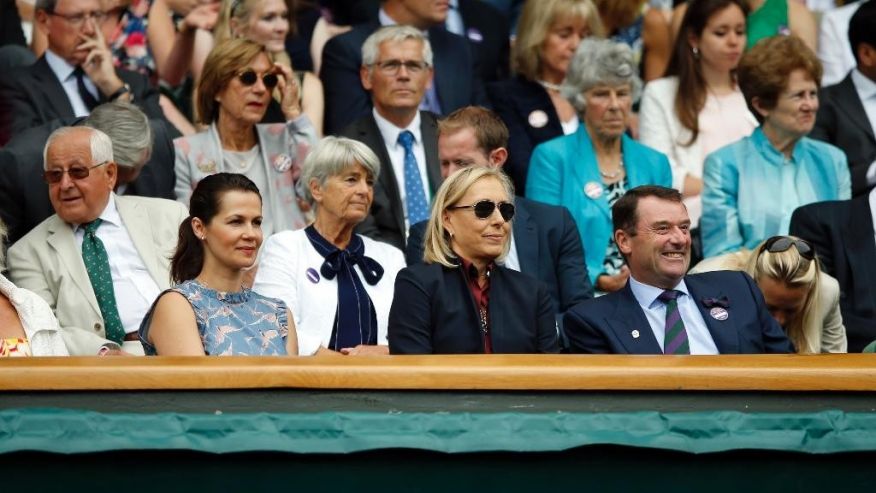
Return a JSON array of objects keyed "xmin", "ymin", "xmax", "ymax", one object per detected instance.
[
  {"xmin": 658, "ymin": 289, "xmax": 690, "ymax": 355},
  {"xmin": 81, "ymin": 219, "xmax": 126, "ymax": 344}
]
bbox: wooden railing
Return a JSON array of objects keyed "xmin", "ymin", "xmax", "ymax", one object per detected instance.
[{"xmin": 2, "ymin": 354, "xmax": 876, "ymax": 391}]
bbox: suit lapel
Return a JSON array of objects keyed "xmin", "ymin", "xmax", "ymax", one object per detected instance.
[
  {"xmin": 844, "ymin": 195, "xmax": 876, "ymax": 301},
  {"xmin": 685, "ymin": 276, "xmax": 739, "ymax": 354},
  {"xmin": 116, "ymin": 196, "xmax": 164, "ymax": 285},
  {"xmin": 573, "ymin": 126, "xmax": 611, "ymax": 221},
  {"xmin": 605, "ymin": 283, "xmax": 662, "ymax": 354},
  {"xmin": 419, "ymin": 112, "xmax": 442, "ymax": 195},
  {"xmin": 358, "ymin": 116, "xmax": 405, "ymax": 236},
  {"xmin": 46, "ymin": 216, "xmax": 100, "ymax": 314},
  {"xmin": 512, "ymin": 199, "xmax": 538, "ymax": 273},
  {"xmin": 32, "ymin": 57, "xmax": 76, "ymax": 119},
  {"xmin": 488, "ymin": 267, "xmax": 507, "ymax": 353},
  {"xmin": 836, "ymin": 76, "xmax": 876, "ymax": 141}
]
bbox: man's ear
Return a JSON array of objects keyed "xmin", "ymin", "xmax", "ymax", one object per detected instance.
[
  {"xmin": 36, "ymin": 9, "xmax": 51, "ymax": 36},
  {"xmin": 488, "ymin": 147, "xmax": 508, "ymax": 168},
  {"xmin": 360, "ymin": 65, "xmax": 373, "ymax": 91},
  {"xmin": 615, "ymin": 228, "xmax": 633, "ymax": 257}
]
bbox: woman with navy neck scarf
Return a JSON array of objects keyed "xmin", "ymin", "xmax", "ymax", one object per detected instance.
[
  {"xmin": 253, "ymin": 137, "xmax": 406, "ymax": 355},
  {"xmin": 388, "ymin": 167, "xmax": 559, "ymax": 354}
]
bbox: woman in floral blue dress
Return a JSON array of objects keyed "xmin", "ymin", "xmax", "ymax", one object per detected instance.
[{"xmin": 139, "ymin": 173, "xmax": 297, "ymax": 355}]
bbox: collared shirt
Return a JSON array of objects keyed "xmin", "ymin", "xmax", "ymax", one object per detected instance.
[
  {"xmin": 445, "ymin": 0, "xmax": 464, "ymax": 35},
  {"xmin": 459, "ymin": 257, "xmax": 493, "ymax": 353},
  {"xmin": 44, "ymin": 49, "xmax": 98, "ymax": 118},
  {"xmin": 851, "ymin": 69, "xmax": 876, "ymax": 185},
  {"xmin": 869, "ymin": 187, "xmax": 876, "ymax": 249},
  {"xmin": 373, "ymin": 108, "xmax": 431, "ymax": 230},
  {"xmin": 628, "ymin": 276, "xmax": 719, "ymax": 355},
  {"xmin": 73, "ymin": 194, "xmax": 161, "ymax": 335},
  {"xmin": 701, "ymin": 127, "xmax": 851, "ymax": 256},
  {"xmin": 503, "ymin": 234, "xmax": 520, "ymax": 272}
]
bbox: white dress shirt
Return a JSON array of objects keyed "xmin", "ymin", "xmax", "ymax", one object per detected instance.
[
  {"xmin": 628, "ymin": 276, "xmax": 719, "ymax": 354},
  {"xmin": 373, "ymin": 109, "xmax": 431, "ymax": 230},
  {"xmin": 445, "ymin": 0, "xmax": 464, "ymax": 35},
  {"xmin": 73, "ymin": 194, "xmax": 161, "ymax": 335},
  {"xmin": 851, "ymin": 69, "xmax": 876, "ymax": 186},
  {"xmin": 817, "ymin": 1, "xmax": 862, "ymax": 87},
  {"xmin": 44, "ymin": 49, "xmax": 98, "ymax": 118}
]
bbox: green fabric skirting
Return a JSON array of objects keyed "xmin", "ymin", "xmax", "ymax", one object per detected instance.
[{"xmin": 1, "ymin": 408, "xmax": 875, "ymax": 455}]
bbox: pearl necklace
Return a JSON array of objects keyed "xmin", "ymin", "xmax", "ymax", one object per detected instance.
[
  {"xmin": 599, "ymin": 155, "xmax": 625, "ymax": 180},
  {"xmin": 536, "ymin": 79, "xmax": 564, "ymax": 92}
]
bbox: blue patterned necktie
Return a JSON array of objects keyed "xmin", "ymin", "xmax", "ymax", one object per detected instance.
[
  {"xmin": 658, "ymin": 289, "xmax": 690, "ymax": 354},
  {"xmin": 80, "ymin": 219, "xmax": 126, "ymax": 344},
  {"xmin": 397, "ymin": 130, "xmax": 430, "ymax": 224}
]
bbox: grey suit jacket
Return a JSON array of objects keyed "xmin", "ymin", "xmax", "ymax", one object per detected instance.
[
  {"xmin": 340, "ymin": 111, "xmax": 443, "ymax": 250},
  {"xmin": 7, "ymin": 194, "xmax": 187, "ymax": 355}
]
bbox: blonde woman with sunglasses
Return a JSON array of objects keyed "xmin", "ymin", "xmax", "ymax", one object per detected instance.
[
  {"xmin": 387, "ymin": 167, "xmax": 560, "ymax": 355},
  {"xmin": 173, "ymin": 38, "xmax": 317, "ymax": 238},
  {"xmin": 692, "ymin": 235, "xmax": 847, "ymax": 353}
]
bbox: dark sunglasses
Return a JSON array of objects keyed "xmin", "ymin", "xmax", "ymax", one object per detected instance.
[
  {"xmin": 759, "ymin": 236, "xmax": 815, "ymax": 261},
  {"xmin": 43, "ymin": 161, "xmax": 108, "ymax": 184},
  {"xmin": 237, "ymin": 70, "xmax": 279, "ymax": 89},
  {"xmin": 450, "ymin": 200, "xmax": 515, "ymax": 221}
]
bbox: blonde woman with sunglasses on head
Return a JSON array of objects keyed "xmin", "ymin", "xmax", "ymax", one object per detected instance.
[
  {"xmin": 174, "ymin": 38, "xmax": 317, "ymax": 238},
  {"xmin": 692, "ymin": 235, "xmax": 847, "ymax": 353}
]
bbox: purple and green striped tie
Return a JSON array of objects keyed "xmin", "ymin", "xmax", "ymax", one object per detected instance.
[{"xmin": 658, "ymin": 289, "xmax": 690, "ymax": 355}]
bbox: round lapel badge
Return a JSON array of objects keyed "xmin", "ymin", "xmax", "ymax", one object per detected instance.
[
  {"xmin": 196, "ymin": 159, "xmax": 217, "ymax": 173},
  {"xmin": 273, "ymin": 153, "xmax": 293, "ymax": 173},
  {"xmin": 631, "ymin": 330, "xmax": 640, "ymax": 339},
  {"xmin": 709, "ymin": 307, "xmax": 729, "ymax": 321},
  {"xmin": 306, "ymin": 267, "xmax": 320, "ymax": 284},
  {"xmin": 527, "ymin": 110, "xmax": 548, "ymax": 128},
  {"xmin": 584, "ymin": 181, "xmax": 603, "ymax": 199}
]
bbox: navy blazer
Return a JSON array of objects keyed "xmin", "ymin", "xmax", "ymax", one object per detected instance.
[
  {"xmin": 320, "ymin": 20, "xmax": 488, "ymax": 135},
  {"xmin": 0, "ymin": 55, "xmax": 164, "ymax": 145},
  {"xmin": 810, "ymin": 73, "xmax": 876, "ymax": 196},
  {"xmin": 0, "ymin": 118, "xmax": 177, "ymax": 246},
  {"xmin": 564, "ymin": 271, "xmax": 793, "ymax": 354},
  {"xmin": 405, "ymin": 197, "xmax": 593, "ymax": 316},
  {"xmin": 487, "ymin": 76, "xmax": 564, "ymax": 193},
  {"xmin": 388, "ymin": 262, "xmax": 560, "ymax": 354},
  {"xmin": 790, "ymin": 196, "xmax": 876, "ymax": 352},
  {"xmin": 341, "ymin": 111, "xmax": 443, "ymax": 250}
]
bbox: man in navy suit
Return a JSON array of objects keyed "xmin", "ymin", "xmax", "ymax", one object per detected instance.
[
  {"xmin": 565, "ymin": 186, "xmax": 793, "ymax": 354},
  {"xmin": 320, "ymin": 0, "xmax": 487, "ymax": 134},
  {"xmin": 406, "ymin": 106, "xmax": 593, "ymax": 343}
]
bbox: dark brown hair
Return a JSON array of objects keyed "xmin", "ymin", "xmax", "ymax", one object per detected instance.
[
  {"xmin": 171, "ymin": 173, "xmax": 262, "ymax": 283},
  {"xmin": 612, "ymin": 185, "xmax": 683, "ymax": 234},
  {"xmin": 438, "ymin": 106, "xmax": 509, "ymax": 153},
  {"xmin": 666, "ymin": 0, "xmax": 749, "ymax": 145}
]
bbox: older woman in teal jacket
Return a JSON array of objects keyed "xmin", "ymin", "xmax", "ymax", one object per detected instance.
[{"xmin": 527, "ymin": 38, "xmax": 671, "ymax": 293}]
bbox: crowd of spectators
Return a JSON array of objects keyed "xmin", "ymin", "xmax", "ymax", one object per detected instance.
[{"xmin": 0, "ymin": 0, "xmax": 874, "ymax": 358}]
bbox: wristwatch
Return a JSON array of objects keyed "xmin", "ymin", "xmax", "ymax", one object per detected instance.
[{"xmin": 108, "ymin": 83, "xmax": 132, "ymax": 102}]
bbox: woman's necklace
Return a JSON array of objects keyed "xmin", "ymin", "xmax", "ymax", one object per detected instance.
[
  {"xmin": 536, "ymin": 79, "xmax": 564, "ymax": 92},
  {"xmin": 226, "ymin": 145, "xmax": 259, "ymax": 173},
  {"xmin": 599, "ymin": 154, "xmax": 625, "ymax": 180}
]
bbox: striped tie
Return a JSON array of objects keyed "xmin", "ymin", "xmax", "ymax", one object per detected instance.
[{"xmin": 658, "ymin": 289, "xmax": 690, "ymax": 355}]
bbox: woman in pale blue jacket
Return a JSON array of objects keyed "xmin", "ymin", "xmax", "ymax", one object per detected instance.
[
  {"xmin": 527, "ymin": 38, "xmax": 671, "ymax": 293},
  {"xmin": 701, "ymin": 36, "xmax": 850, "ymax": 258}
]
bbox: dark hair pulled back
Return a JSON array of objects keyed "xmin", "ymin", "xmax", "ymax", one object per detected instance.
[{"xmin": 171, "ymin": 173, "xmax": 261, "ymax": 284}]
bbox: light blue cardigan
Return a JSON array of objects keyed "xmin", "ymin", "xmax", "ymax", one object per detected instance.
[{"xmin": 526, "ymin": 125, "xmax": 672, "ymax": 285}]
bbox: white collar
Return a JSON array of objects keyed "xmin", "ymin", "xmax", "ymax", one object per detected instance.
[
  {"xmin": 628, "ymin": 275, "xmax": 690, "ymax": 310},
  {"xmin": 72, "ymin": 193, "xmax": 122, "ymax": 233},
  {"xmin": 44, "ymin": 49, "xmax": 79, "ymax": 82},
  {"xmin": 372, "ymin": 108, "xmax": 422, "ymax": 148},
  {"xmin": 852, "ymin": 68, "xmax": 876, "ymax": 102}
]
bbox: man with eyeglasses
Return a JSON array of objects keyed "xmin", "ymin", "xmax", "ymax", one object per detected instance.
[
  {"xmin": 321, "ymin": 0, "xmax": 487, "ymax": 134},
  {"xmin": 564, "ymin": 185, "xmax": 793, "ymax": 355},
  {"xmin": 404, "ymin": 106, "xmax": 592, "ymax": 348},
  {"xmin": 0, "ymin": 0, "xmax": 163, "ymax": 145},
  {"xmin": 340, "ymin": 26, "xmax": 443, "ymax": 250},
  {"xmin": 6, "ymin": 126, "xmax": 187, "ymax": 356}
]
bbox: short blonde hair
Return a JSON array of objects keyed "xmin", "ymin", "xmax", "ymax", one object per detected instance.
[
  {"xmin": 423, "ymin": 167, "xmax": 515, "ymax": 267},
  {"xmin": 196, "ymin": 38, "xmax": 269, "ymax": 124},
  {"xmin": 214, "ymin": 0, "xmax": 293, "ymax": 66},
  {"xmin": 513, "ymin": 0, "xmax": 603, "ymax": 81},
  {"xmin": 746, "ymin": 236, "xmax": 821, "ymax": 354}
]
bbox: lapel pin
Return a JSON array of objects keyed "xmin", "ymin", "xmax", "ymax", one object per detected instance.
[
  {"xmin": 272, "ymin": 153, "xmax": 293, "ymax": 173},
  {"xmin": 527, "ymin": 110, "xmax": 548, "ymax": 128},
  {"xmin": 306, "ymin": 267, "xmax": 320, "ymax": 284},
  {"xmin": 196, "ymin": 159, "xmax": 217, "ymax": 173},
  {"xmin": 709, "ymin": 307, "xmax": 729, "ymax": 321},
  {"xmin": 584, "ymin": 181, "xmax": 603, "ymax": 199},
  {"xmin": 631, "ymin": 329, "xmax": 640, "ymax": 339}
]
